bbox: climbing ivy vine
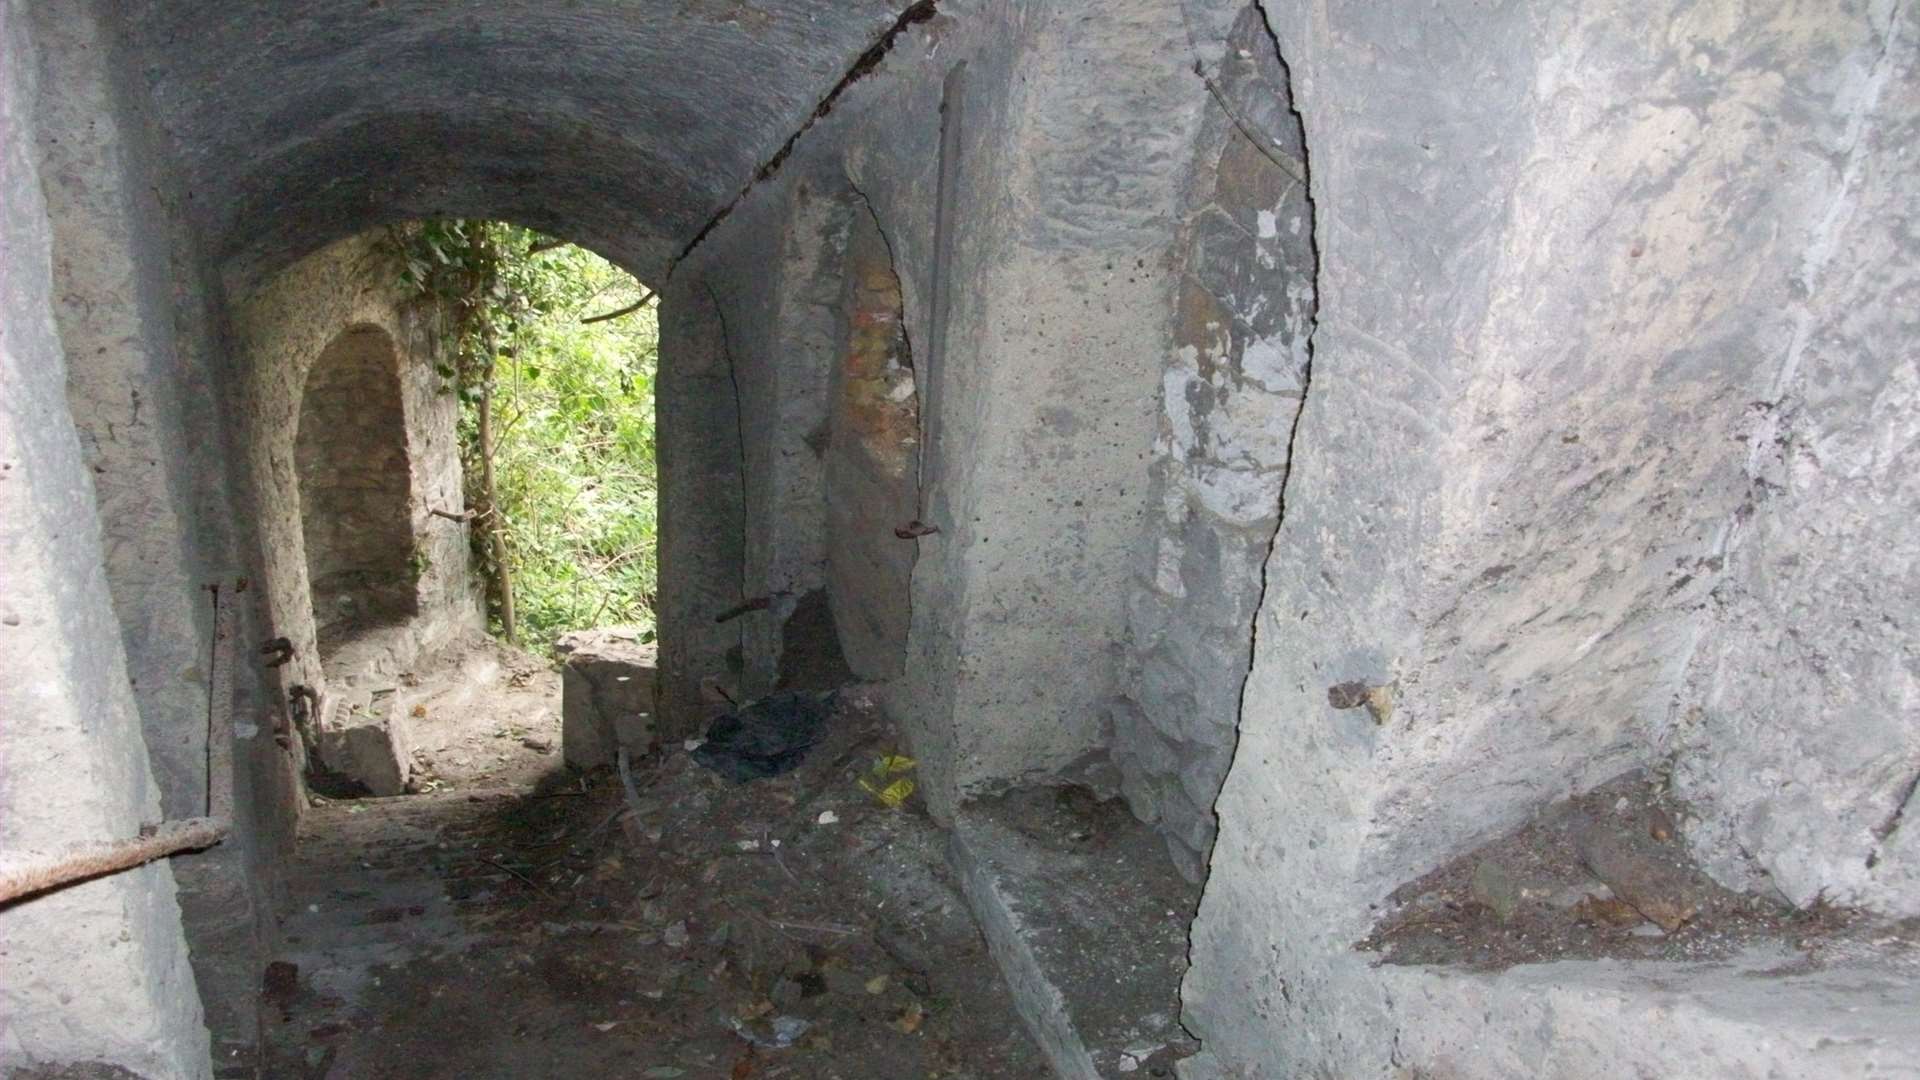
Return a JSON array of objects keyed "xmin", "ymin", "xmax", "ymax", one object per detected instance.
[{"xmin": 386, "ymin": 221, "xmax": 659, "ymax": 650}]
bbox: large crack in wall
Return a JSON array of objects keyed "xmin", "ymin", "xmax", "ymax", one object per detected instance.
[
  {"xmin": 670, "ymin": 0, "xmax": 940, "ymax": 273},
  {"xmin": 1111, "ymin": 3, "xmax": 1319, "ymax": 883}
]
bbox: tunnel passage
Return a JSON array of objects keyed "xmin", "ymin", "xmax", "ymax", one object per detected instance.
[
  {"xmin": 294, "ymin": 324, "xmax": 421, "ymax": 660},
  {"xmin": 16, "ymin": 1, "xmax": 1920, "ymax": 1078}
]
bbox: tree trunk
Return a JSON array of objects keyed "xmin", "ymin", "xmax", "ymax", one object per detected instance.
[{"xmin": 476, "ymin": 355, "xmax": 518, "ymax": 643}]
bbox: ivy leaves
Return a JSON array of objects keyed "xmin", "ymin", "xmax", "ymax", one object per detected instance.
[{"xmin": 386, "ymin": 220, "xmax": 660, "ymax": 647}]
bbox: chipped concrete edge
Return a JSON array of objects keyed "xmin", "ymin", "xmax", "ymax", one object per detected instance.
[{"xmin": 947, "ymin": 821, "xmax": 1102, "ymax": 1080}]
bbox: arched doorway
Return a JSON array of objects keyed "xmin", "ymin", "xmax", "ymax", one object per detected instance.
[{"xmin": 294, "ymin": 324, "xmax": 419, "ymax": 659}]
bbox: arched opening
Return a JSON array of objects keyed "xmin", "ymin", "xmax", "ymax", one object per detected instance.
[{"xmin": 295, "ymin": 324, "xmax": 420, "ymax": 661}]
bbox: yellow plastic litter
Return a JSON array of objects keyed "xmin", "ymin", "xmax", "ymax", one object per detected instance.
[{"xmin": 858, "ymin": 754, "xmax": 917, "ymax": 808}]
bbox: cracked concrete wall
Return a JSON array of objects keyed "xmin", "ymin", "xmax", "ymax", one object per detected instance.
[
  {"xmin": 1181, "ymin": 0, "xmax": 1920, "ymax": 1075},
  {"xmin": 1111, "ymin": 4, "xmax": 1317, "ymax": 883},
  {"xmin": 0, "ymin": 2, "xmax": 209, "ymax": 1073}
]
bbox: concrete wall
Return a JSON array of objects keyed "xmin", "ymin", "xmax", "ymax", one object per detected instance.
[
  {"xmin": 1180, "ymin": 0, "xmax": 1920, "ymax": 1074},
  {"xmin": 0, "ymin": 2, "xmax": 209, "ymax": 1073},
  {"xmin": 22, "ymin": 1, "xmax": 296, "ymax": 1068}
]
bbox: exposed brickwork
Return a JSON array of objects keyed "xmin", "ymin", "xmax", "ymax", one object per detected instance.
[{"xmin": 825, "ymin": 205, "xmax": 920, "ymax": 680}]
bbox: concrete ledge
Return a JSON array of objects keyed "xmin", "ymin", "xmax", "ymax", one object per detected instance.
[
  {"xmin": 1178, "ymin": 945, "xmax": 1920, "ymax": 1079},
  {"xmin": 949, "ymin": 791, "xmax": 1198, "ymax": 1078}
]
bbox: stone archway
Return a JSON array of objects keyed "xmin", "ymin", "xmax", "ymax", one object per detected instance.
[{"xmin": 294, "ymin": 324, "xmax": 419, "ymax": 660}]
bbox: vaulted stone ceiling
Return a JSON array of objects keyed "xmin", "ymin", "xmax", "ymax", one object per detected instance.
[{"xmin": 114, "ymin": 0, "xmax": 914, "ymax": 284}]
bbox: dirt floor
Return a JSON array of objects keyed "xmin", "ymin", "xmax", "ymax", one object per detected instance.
[
  {"xmin": 1360, "ymin": 771, "xmax": 1920, "ymax": 971},
  {"xmin": 401, "ymin": 633, "xmax": 566, "ymax": 792},
  {"xmin": 261, "ymin": 686, "xmax": 1047, "ymax": 1079}
]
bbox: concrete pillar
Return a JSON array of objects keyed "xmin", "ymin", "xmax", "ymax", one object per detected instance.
[
  {"xmin": 894, "ymin": 0, "xmax": 1211, "ymax": 816},
  {"xmin": 656, "ymin": 282, "xmax": 747, "ymax": 734},
  {"xmin": 0, "ymin": 5, "xmax": 210, "ymax": 1071}
]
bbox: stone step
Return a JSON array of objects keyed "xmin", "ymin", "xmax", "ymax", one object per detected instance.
[{"xmin": 948, "ymin": 789, "xmax": 1200, "ymax": 1078}]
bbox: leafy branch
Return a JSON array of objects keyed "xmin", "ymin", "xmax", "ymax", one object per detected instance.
[{"xmin": 384, "ymin": 221, "xmax": 659, "ymax": 650}]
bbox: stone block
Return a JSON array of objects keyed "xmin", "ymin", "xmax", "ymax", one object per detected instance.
[
  {"xmin": 556, "ymin": 628, "xmax": 658, "ymax": 770},
  {"xmin": 317, "ymin": 687, "xmax": 413, "ymax": 796}
]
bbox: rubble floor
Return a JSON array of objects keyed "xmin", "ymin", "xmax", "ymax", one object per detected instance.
[
  {"xmin": 259, "ymin": 691, "xmax": 1047, "ymax": 1079},
  {"xmin": 307, "ymin": 632, "xmax": 566, "ymax": 800},
  {"xmin": 399, "ymin": 633, "xmax": 564, "ymax": 792}
]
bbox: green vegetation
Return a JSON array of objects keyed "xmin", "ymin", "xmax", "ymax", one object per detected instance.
[{"xmin": 387, "ymin": 221, "xmax": 658, "ymax": 650}]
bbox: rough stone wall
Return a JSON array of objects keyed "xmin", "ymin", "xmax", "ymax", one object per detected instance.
[
  {"xmin": 1111, "ymin": 5, "xmax": 1316, "ymax": 882},
  {"xmin": 1180, "ymin": 0, "xmax": 1920, "ymax": 1074},
  {"xmin": 0, "ymin": 2, "xmax": 209, "ymax": 1071},
  {"xmin": 232, "ymin": 236, "xmax": 479, "ymax": 706},
  {"xmin": 295, "ymin": 327, "xmax": 421, "ymax": 655},
  {"xmin": 1670, "ymin": 9, "xmax": 1920, "ymax": 916}
]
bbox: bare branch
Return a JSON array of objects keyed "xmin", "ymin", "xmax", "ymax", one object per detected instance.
[{"xmin": 581, "ymin": 289, "xmax": 657, "ymax": 324}]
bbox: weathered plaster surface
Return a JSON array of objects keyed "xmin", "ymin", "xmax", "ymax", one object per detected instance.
[
  {"xmin": 0, "ymin": 4, "xmax": 209, "ymax": 1072},
  {"xmin": 1182, "ymin": 0, "xmax": 1920, "ymax": 1074},
  {"xmin": 1112, "ymin": 4, "xmax": 1316, "ymax": 881}
]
